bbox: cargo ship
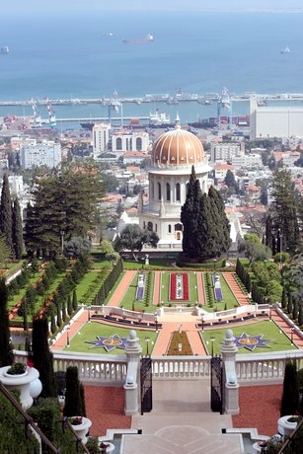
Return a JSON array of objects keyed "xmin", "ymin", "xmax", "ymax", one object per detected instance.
[{"xmin": 122, "ymin": 33, "xmax": 154, "ymax": 44}]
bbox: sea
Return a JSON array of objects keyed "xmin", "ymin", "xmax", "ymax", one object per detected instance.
[{"xmin": 0, "ymin": 9, "xmax": 303, "ymax": 127}]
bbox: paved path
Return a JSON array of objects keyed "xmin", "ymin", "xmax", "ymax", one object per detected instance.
[
  {"xmin": 107, "ymin": 270, "xmax": 137, "ymax": 307},
  {"xmin": 223, "ymin": 272, "xmax": 251, "ymax": 305},
  {"xmin": 197, "ymin": 272, "xmax": 206, "ymax": 305},
  {"xmin": 153, "ymin": 271, "xmax": 161, "ymax": 305}
]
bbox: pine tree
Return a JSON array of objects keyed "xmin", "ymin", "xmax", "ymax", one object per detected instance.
[
  {"xmin": 0, "ymin": 278, "xmax": 13, "ymax": 366},
  {"xmin": 12, "ymin": 197, "xmax": 23, "ymax": 259},
  {"xmin": 0, "ymin": 173, "xmax": 13, "ymax": 253},
  {"xmin": 32, "ymin": 317, "xmax": 56, "ymax": 397}
]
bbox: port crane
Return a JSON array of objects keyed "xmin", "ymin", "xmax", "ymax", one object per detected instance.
[
  {"xmin": 45, "ymin": 97, "xmax": 56, "ymax": 127},
  {"xmin": 217, "ymin": 87, "xmax": 232, "ymax": 125},
  {"xmin": 106, "ymin": 91, "xmax": 123, "ymax": 126},
  {"xmin": 30, "ymin": 99, "xmax": 42, "ymax": 126}
]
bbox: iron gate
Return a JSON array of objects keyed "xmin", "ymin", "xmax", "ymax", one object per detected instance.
[
  {"xmin": 140, "ymin": 356, "xmax": 153, "ymax": 415},
  {"xmin": 210, "ymin": 356, "xmax": 223, "ymax": 413}
]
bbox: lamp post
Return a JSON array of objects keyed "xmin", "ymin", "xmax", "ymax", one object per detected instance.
[
  {"xmin": 60, "ymin": 230, "xmax": 65, "ymax": 253},
  {"xmin": 145, "ymin": 337, "xmax": 150, "ymax": 356},
  {"xmin": 201, "ymin": 316, "xmax": 205, "ymax": 332},
  {"xmin": 154, "ymin": 312, "xmax": 158, "ymax": 332},
  {"xmin": 87, "ymin": 305, "xmax": 91, "ymax": 322},
  {"xmin": 210, "ymin": 336, "xmax": 215, "ymax": 356},
  {"xmin": 66, "ymin": 324, "xmax": 70, "ymax": 347}
]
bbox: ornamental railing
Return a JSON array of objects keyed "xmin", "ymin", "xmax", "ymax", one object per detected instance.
[{"xmin": 14, "ymin": 349, "xmax": 303, "ymax": 385}]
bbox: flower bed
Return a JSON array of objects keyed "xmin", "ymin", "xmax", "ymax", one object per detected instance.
[
  {"xmin": 170, "ymin": 273, "xmax": 189, "ymax": 301},
  {"xmin": 135, "ymin": 273, "xmax": 145, "ymax": 301}
]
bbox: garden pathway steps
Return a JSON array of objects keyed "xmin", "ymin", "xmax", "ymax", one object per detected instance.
[
  {"xmin": 222, "ymin": 272, "xmax": 251, "ymax": 305},
  {"xmin": 197, "ymin": 272, "xmax": 206, "ymax": 305},
  {"xmin": 153, "ymin": 271, "xmax": 161, "ymax": 305}
]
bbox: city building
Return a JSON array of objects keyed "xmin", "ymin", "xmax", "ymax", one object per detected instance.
[
  {"xmin": 111, "ymin": 130, "xmax": 150, "ymax": 154},
  {"xmin": 139, "ymin": 119, "xmax": 211, "ymax": 249},
  {"xmin": 92, "ymin": 123, "xmax": 111, "ymax": 158},
  {"xmin": 210, "ymin": 142, "xmax": 245, "ymax": 163},
  {"xmin": 250, "ymin": 97, "xmax": 303, "ymax": 139},
  {"xmin": 20, "ymin": 140, "xmax": 61, "ymax": 169}
]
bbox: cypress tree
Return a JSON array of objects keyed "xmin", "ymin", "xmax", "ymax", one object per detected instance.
[
  {"xmin": 12, "ymin": 197, "xmax": 23, "ymax": 259},
  {"xmin": 298, "ymin": 304, "xmax": 303, "ymax": 326},
  {"xmin": 32, "ymin": 317, "xmax": 56, "ymax": 398},
  {"xmin": 67, "ymin": 294, "xmax": 73, "ymax": 316},
  {"xmin": 281, "ymin": 360, "xmax": 299, "ymax": 416},
  {"xmin": 63, "ymin": 366, "xmax": 85, "ymax": 417},
  {"xmin": 0, "ymin": 173, "xmax": 13, "ymax": 253},
  {"xmin": 208, "ymin": 186, "xmax": 231, "ymax": 256},
  {"xmin": 281, "ymin": 286, "xmax": 287, "ymax": 309},
  {"xmin": 293, "ymin": 299, "xmax": 298, "ymax": 321},
  {"xmin": 72, "ymin": 289, "xmax": 78, "ymax": 311},
  {"xmin": 287, "ymin": 294, "xmax": 293, "ymax": 316},
  {"xmin": 56, "ymin": 302, "xmax": 62, "ymax": 328},
  {"xmin": 0, "ymin": 278, "xmax": 13, "ymax": 366},
  {"xmin": 181, "ymin": 166, "xmax": 200, "ymax": 259}
]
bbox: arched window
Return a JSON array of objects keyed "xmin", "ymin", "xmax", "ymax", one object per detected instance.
[
  {"xmin": 151, "ymin": 181, "xmax": 154, "ymax": 199},
  {"xmin": 168, "ymin": 224, "xmax": 172, "ymax": 233},
  {"xmin": 174, "ymin": 223, "xmax": 183, "ymax": 232},
  {"xmin": 136, "ymin": 137, "xmax": 142, "ymax": 151},
  {"xmin": 166, "ymin": 183, "xmax": 171, "ymax": 201},
  {"xmin": 176, "ymin": 183, "xmax": 181, "ymax": 201},
  {"xmin": 116, "ymin": 137, "xmax": 122, "ymax": 151},
  {"xmin": 158, "ymin": 182, "xmax": 161, "ymax": 200},
  {"xmin": 155, "ymin": 224, "xmax": 157, "ymax": 232},
  {"xmin": 186, "ymin": 182, "xmax": 189, "ymax": 195},
  {"xmin": 147, "ymin": 221, "xmax": 153, "ymax": 231}
]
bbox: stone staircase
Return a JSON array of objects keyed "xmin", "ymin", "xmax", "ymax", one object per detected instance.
[{"xmin": 121, "ymin": 380, "xmax": 245, "ymax": 453}]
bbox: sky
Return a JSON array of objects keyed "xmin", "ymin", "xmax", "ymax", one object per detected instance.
[{"xmin": 2, "ymin": 0, "xmax": 303, "ymax": 13}]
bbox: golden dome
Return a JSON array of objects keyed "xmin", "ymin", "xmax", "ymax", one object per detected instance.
[{"xmin": 151, "ymin": 125, "xmax": 204, "ymax": 168}]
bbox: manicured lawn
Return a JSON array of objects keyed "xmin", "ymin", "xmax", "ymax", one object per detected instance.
[
  {"xmin": 201, "ymin": 321, "xmax": 297, "ymax": 356},
  {"xmin": 103, "ymin": 272, "xmax": 125, "ymax": 304},
  {"xmin": 7, "ymin": 271, "xmax": 43, "ymax": 309},
  {"xmin": 202, "ymin": 272, "xmax": 239, "ymax": 313},
  {"xmin": 123, "ymin": 259, "xmax": 177, "ymax": 270},
  {"xmin": 64, "ymin": 320, "xmax": 158, "ymax": 355},
  {"xmin": 118, "ymin": 272, "xmax": 157, "ymax": 313}
]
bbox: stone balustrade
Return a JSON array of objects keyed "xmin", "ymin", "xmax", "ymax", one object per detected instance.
[{"xmin": 14, "ymin": 345, "xmax": 303, "ymax": 386}]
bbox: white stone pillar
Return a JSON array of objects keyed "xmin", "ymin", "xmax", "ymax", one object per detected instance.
[
  {"xmin": 123, "ymin": 330, "xmax": 142, "ymax": 416},
  {"xmin": 221, "ymin": 329, "xmax": 239, "ymax": 415}
]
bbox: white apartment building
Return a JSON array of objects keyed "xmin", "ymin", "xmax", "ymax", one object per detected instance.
[
  {"xmin": 92, "ymin": 123, "xmax": 111, "ymax": 158},
  {"xmin": 20, "ymin": 140, "xmax": 61, "ymax": 169},
  {"xmin": 111, "ymin": 130, "xmax": 150, "ymax": 154},
  {"xmin": 210, "ymin": 142, "xmax": 245, "ymax": 163},
  {"xmin": 231, "ymin": 153, "xmax": 263, "ymax": 168}
]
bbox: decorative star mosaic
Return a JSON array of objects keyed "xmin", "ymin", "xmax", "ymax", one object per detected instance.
[
  {"xmin": 85, "ymin": 334, "xmax": 129, "ymax": 352},
  {"xmin": 234, "ymin": 333, "xmax": 270, "ymax": 352}
]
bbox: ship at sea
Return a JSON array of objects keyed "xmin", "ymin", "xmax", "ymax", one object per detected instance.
[
  {"xmin": 122, "ymin": 33, "xmax": 154, "ymax": 44},
  {"xmin": 1, "ymin": 46, "xmax": 9, "ymax": 55},
  {"xmin": 280, "ymin": 47, "xmax": 290, "ymax": 54}
]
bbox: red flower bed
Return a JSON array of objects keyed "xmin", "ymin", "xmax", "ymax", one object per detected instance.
[{"xmin": 170, "ymin": 273, "xmax": 189, "ymax": 301}]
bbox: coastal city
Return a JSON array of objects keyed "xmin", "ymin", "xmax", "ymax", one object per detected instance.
[{"xmin": 2, "ymin": 1, "xmax": 303, "ymax": 453}]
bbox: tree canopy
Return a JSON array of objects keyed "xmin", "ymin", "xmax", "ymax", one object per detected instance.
[
  {"xmin": 24, "ymin": 162, "xmax": 104, "ymax": 258},
  {"xmin": 181, "ymin": 166, "xmax": 231, "ymax": 261},
  {"xmin": 118, "ymin": 224, "xmax": 159, "ymax": 260}
]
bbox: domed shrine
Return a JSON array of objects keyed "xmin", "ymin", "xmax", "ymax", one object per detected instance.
[{"xmin": 139, "ymin": 119, "xmax": 212, "ymax": 249}]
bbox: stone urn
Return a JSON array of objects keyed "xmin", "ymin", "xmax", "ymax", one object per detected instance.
[
  {"xmin": 0, "ymin": 365, "xmax": 40, "ymax": 410},
  {"xmin": 69, "ymin": 416, "xmax": 92, "ymax": 445},
  {"xmin": 277, "ymin": 415, "xmax": 301, "ymax": 438}
]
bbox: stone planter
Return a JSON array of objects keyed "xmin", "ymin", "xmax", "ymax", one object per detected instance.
[
  {"xmin": 70, "ymin": 416, "xmax": 92, "ymax": 445},
  {"xmin": 277, "ymin": 415, "xmax": 300, "ymax": 438},
  {"xmin": 0, "ymin": 366, "xmax": 40, "ymax": 410}
]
